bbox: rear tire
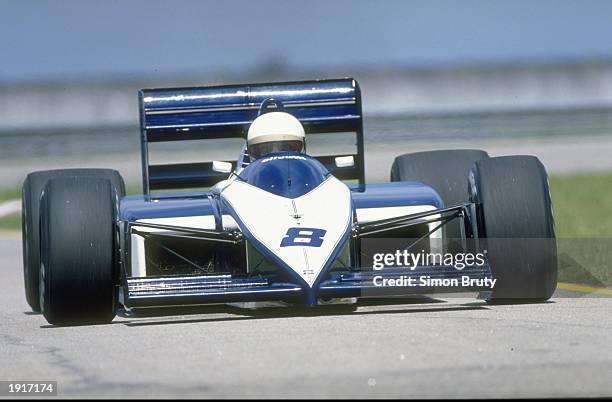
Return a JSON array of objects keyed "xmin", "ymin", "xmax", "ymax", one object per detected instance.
[
  {"xmin": 21, "ymin": 169, "xmax": 124, "ymax": 312},
  {"xmin": 469, "ymin": 156, "xmax": 557, "ymax": 302},
  {"xmin": 391, "ymin": 149, "xmax": 489, "ymax": 248},
  {"xmin": 390, "ymin": 149, "xmax": 489, "ymax": 206},
  {"xmin": 39, "ymin": 176, "xmax": 119, "ymax": 325}
]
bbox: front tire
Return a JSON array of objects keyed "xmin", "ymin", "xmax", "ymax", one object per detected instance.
[
  {"xmin": 39, "ymin": 177, "xmax": 119, "ymax": 325},
  {"xmin": 21, "ymin": 169, "xmax": 124, "ymax": 312},
  {"xmin": 469, "ymin": 156, "xmax": 557, "ymax": 302}
]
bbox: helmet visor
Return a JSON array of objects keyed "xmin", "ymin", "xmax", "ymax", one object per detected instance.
[{"xmin": 249, "ymin": 140, "xmax": 304, "ymax": 159}]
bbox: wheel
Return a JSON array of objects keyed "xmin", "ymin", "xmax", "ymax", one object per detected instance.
[
  {"xmin": 469, "ymin": 156, "xmax": 557, "ymax": 302},
  {"xmin": 21, "ymin": 169, "xmax": 124, "ymax": 312},
  {"xmin": 390, "ymin": 149, "xmax": 489, "ymax": 249},
  {"xmin": 39, "ymin": 176, "xmax": 119, "ymax": 325}
]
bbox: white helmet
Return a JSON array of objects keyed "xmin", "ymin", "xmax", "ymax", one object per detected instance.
[{"xmin": 247, "ymin": 111, "xmax": 305, "ymax": 159}]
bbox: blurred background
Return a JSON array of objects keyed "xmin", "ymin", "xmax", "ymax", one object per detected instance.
[{"xmin": 0, "ymin": 0, "xmax": 611, "ymax": 283}]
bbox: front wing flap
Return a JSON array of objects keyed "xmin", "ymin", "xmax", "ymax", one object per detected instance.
[{"xmin": 122, "ymin": 263, "xmax": 493, "ymax": 308}]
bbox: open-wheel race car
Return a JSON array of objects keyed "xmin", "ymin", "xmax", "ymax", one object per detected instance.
[{"xmin": 21, "ymin": 78, "xmax": 557, "ymax": 326}]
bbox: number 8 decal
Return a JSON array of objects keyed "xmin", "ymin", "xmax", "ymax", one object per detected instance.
[{"xmin": 280, "ymin": 227, "xmax": 326, "ymax": 247}]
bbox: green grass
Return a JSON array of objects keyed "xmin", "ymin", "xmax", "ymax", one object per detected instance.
[
  {"xmin": 548, "ymin": 173, "xmax": 612, "ymax": 286},
  {"xmin": 0, "ymin": 213, "xmax": 21, "ymax": 231},
  {"xmin": 1, "ymin": 174, "xmax": 611, "ymax": 285},
  {"xmin": 0, "ymin": 187, "xmax": 21, "ymax": 203},
  {"xmin": 0, "ymin": 187, "xmax": 21, "ymax": 231},
  {"xmin": 549, "ymin": 173, "xmax": 612, "ymax": 238}
]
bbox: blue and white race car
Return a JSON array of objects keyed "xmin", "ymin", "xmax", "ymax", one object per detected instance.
[{"xmin": 21, "ymin": 78, "xmax": 557, "ymax": 325}]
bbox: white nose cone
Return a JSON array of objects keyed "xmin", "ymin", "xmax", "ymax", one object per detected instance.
[
  {"xmin": 220, "ymin": 176, "xmax": 352, "ymax": 287},
  {"xmin": 247, "ymin": 112, "xmax": 306, "ymax": 146}
]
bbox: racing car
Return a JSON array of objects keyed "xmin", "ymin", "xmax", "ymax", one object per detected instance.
[{"xmin": 21, "ymin": 78, "xmax": 557, "ymax": 326}]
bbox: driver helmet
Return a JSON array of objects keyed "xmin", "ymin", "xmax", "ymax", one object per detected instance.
[{"xmin": 247, "ymin": 112, "xmax": 305, "ymax": 159}]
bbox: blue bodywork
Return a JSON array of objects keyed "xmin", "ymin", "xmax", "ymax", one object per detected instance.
[{"xmin": 120, "ymin": 78, "xmax": 491, "ymax": 310}]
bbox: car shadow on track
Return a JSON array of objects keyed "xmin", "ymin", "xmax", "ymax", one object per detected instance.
[{"xmin": 117, "ymin": 296, "xmax": 490, "ymax": 328}]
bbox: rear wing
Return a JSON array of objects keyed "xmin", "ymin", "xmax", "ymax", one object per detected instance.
[{"xmin": 138, "ymin": 78, "xmax": 365, "ymax": 194}]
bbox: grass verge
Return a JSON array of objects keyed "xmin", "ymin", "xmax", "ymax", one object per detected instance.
[{"xmin": 549, "ymin": 173, "xmax": 612, "ymax": 238}]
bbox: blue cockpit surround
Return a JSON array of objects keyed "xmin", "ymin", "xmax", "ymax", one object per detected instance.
[{"xmin": 237, "ymin": 152, "xmax": 330, "ymax": 198}]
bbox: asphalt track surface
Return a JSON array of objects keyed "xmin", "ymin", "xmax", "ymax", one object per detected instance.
[{"xmin": 0, "ymin": 235, "xmax": 611, "ymax": 398}]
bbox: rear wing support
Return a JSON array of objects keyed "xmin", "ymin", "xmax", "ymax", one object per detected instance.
[{"xmin": 138, "ymin": 78, "xmax": 365, "ymax": 195}]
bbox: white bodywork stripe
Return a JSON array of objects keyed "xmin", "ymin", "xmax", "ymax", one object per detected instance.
[
  {"xmin": 356, "ymin": 205, "xmax": 443, "ymax": 254},
  {"xmin": 130, "ymin": 233, "xmax": 147, "ymax": 277},
  {"xmin": 135, "ymin": 215, "xmax": 217, "ymax": 232},
  {"xmin": 356, "ymin": 205, "xmax": 436, "ymax": 223}
]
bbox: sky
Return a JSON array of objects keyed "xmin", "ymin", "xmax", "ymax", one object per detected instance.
[{"xmin": 2, "ymin": 0, "xmax": 612, "ymax": 82}]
